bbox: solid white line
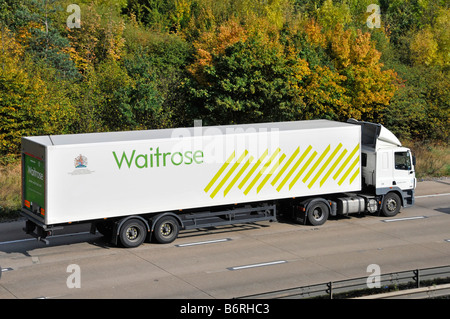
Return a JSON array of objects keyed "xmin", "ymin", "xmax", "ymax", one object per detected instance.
[
  {"xmin": 229, "ymin": 260, "xmax": 287, "ymax": 271},
  {"xmin": 416, "ymin": 193, "xmax": 450, "ymax": 198},
  {"xmin": 0, "ymin": 238, "xmax": 35, "ymax": 245},
  {"xmin": 382, "ymin": 216, "xmax": 427, "ymax": 223},
  {"xmin": 175, "ymin": 238, "xmax": 232, "ymax": 247},
  {"xmin": 0, "ymin": 231, "xmax": 92, "ymax": 245}
]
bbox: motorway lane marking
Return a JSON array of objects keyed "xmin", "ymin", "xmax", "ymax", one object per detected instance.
[
  {"xmin": 228, "ymin": 260, "xmax": 287, "ymax": 271},
  {"xmin": 416, "ymin": 193, "xmax": 450, "ymax": 198},
  {"xmin": 0, "ymin": 267, "xmax": 13, "ymax": 280},
  {"xmin": 175, "ymin": 238, "xmax": 232, "ymax": 247},
  {"xmin": 0, "ymin": 238, "xmax": 35, "ymax": 245},
  {"xmin": 382, "ymin": 216, "xmax": 427, "ymax": 223},
  {"xmin": 0, "ymin": 231, "xmax": 93, "ymax": 245},
  {"xmin": 0, "ymin": 193, "xmax": 446, "ymax": 246}
]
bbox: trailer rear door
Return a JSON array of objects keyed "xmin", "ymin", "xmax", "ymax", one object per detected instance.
[{"xmin": 23, "ymin": 153, "xmax": 46, "ymax": 220}]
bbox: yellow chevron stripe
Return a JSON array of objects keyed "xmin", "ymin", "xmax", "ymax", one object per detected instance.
[
  {"xmin": 257, "ymin": 153, "xmax": 286, "ymax": 193},
  {"xmin": 320, "ymin": 148, "xmax": 347, "ymax": 187},
  {"xmin": 271, "ymin": 147, "xmax": 300, "ymax": 186},
  {"xmin": 277, "ymin": 146, "xmax": 312, "ymax": 192},
  {"xmin": 349, "ymin": 167, "xmax": 360, "ymax": 184},
  {"xmin": 289, "ymin": 150, "xmax": 317, "ymax": 190},
  {"xmin": 333, "ymin": 144, "xmax": 360, "ymax": 180},
  {"xmin": 223, "ymin": 155, "xmax": 254, "ymax": 196},
  {"xmin": 244, "ymin": 148, "xmax": 281, "ymax": 195},
  {"xmin": 204, "ymin": 151, "xmax": 236, "ymax": 192},
  {"xmin": 308, "ymin": 143, "xmax": 342, "ymax": 189},
  {"xmin": 210, "ymin": 150, "xmax": 248, "ymax": 199},
  {"xmin": 338, "ymin": 156, "xmax": 360, "ymax": 186},
  {"xmin": 238, "ymin": 150, "xmax": 268, "ymax": 189},
  {"xmin": 206, "ymin": 143, "xmax": 360, "ymax": 198},
  {"xmin": 302, "ymin": 145, "xmax": 330, "ymax": 184}
]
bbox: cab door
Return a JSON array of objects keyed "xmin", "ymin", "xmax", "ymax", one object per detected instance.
[
  {"xmin": 393, "ymin": 149, "xmax": 415, "ymax": 190},
  {"xmin": 375, "ymin": 149, "xmax": 393, "ymax": 189}
]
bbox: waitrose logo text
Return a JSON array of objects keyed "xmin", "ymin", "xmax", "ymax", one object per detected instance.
[
  {"xmin": 113, "ymin": 147, "xmax": 204, "ymax": 169},
  {"xmin": 28, "ymin": 166, "xmax": 44, "ymax": 180}
]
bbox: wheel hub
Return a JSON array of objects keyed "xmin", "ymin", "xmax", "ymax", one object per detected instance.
[
  {"xmin": 126, "ymin": 227, "xmax": 139, "ymax": 241},
  {"xmin": 386, "ymin": 198, "xmax": 397, "ymax": 212},
  {"xmin": 312, "ymin": 208, "xmax": 323, "ymax": 220},
  {"xmin": 161, "ymin": 223, "xmax": 173, "ymax": 237}
]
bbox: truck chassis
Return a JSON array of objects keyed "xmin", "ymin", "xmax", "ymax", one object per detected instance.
[{"xmin": 21, "ymin": 189, "xmax": 406, "ymax": 248}]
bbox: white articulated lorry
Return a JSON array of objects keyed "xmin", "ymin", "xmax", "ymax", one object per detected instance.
[{"xmin": 21, "ymin": 119, "xmax": 416, "ymax": 247}]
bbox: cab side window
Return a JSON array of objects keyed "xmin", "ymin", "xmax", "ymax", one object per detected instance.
[{"xmin": 395, "ymin": 152, "xmax": 411, "ymax": 170}]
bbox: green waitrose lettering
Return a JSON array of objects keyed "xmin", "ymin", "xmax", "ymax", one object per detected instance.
[{"xmin": 113, "ymin": 147, "xmax": 204, "ymax": 169}]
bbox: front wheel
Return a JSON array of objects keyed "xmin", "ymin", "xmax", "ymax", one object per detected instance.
[
  {"xmin": 153, "ymin": 216, "xmax": 180, "ymax": 244},
  {"xmin": 381, "ymin": 193, "xmax": 401, "ymax": 217}
]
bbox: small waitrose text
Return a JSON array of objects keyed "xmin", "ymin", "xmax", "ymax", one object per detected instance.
[
  {"xmin": 113, "ymin": 147, "xmax": 204, "ymax": 169},
  {"xmin": 28, "ymin": 166, "xmax": 44, "ymax": 180}
]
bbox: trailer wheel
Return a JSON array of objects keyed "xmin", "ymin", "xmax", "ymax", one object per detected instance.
[
  {"xmin": 119, "ymin": 219, "xmax": 147, "ymax": 248},
  {"xmin": 381, "ymin": 193, "xmax": 401, "ymax": 217},
  {"xmin": 153, "ymin": 216, "xmax": 179, "ymax": 244},
  {"xmin": 307, "ymin": 201, "xmax": 329, "ymax": 226}
]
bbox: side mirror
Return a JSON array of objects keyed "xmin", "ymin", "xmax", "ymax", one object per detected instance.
[{"xmin": 412, "ymin": 155, "xmax": 416, "ymax": 166}]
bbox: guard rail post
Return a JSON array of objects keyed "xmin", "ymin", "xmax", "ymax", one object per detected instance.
[
  {"xmin": 327, "ymin": 282, "xmax": 333, "ymax": 299},
  {"xmin": 413, "ymin": 269, "xmax": 420, "ymax": 288}
]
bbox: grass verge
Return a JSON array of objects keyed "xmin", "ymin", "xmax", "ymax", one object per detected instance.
[
  {"xmin": 0, "ymin": 161, "xmax": 22, "ymax": 222},
  {"xmin": 404, "ymin": 141, "xmax": 450, "ymax": 179}
]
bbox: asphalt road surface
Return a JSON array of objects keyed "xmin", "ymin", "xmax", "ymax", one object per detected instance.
[{"xmin": 0, "ymin": 180, "xmax": 449, "ymax": 299}]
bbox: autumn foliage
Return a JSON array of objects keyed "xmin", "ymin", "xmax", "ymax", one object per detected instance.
[{"xmin": 0, "ymin": 0, "xmax": 448, "ymax": 161}]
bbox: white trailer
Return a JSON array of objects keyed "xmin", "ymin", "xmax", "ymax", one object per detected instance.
[{"xmin": 21, "ymin": 119, "xmax": 416, "ymax": 247}]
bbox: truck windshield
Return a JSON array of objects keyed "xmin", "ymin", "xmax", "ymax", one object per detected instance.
[{"xmin": 394, "ymin": 151, "xmax": 412, "ymax": 170}]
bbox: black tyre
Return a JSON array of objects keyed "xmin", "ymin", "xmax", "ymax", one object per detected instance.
[
  {"xmin": 381, "ymin": 192, "xmax": 401, "ymax": 217},
  {"xmin": 119, "ymin": 219, "xmax": 147, "ymax": 248},
  {"xmin": 307, "ymin": 201, "xmax": 329, "ymax": 226},
  {"xmin": 153, "ymin": 216, "xmax": 180, "ymax": 244}
]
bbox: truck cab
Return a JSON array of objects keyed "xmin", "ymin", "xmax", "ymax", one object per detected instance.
[{"xmin": 349, "ymin": 119, "xmax": 416, "ymax": 212}]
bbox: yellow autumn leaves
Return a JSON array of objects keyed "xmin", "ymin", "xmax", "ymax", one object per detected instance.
[{"xmin": 187, "ymin": 16, "xmax": 398, "ymax": 124}]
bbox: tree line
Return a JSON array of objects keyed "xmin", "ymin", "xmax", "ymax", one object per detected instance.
[{"xmin": 0, "ymin": 0, "xmax": 448, "ymax": 161}]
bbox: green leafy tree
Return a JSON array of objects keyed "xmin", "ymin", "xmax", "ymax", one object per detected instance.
[
  {"xmin": 0, "ymin": 28, "xmax": 75, "ymax": 157},
  {"xmin": 383, "ymin": 65, "xmax": 449, "ymax": 141},
  {"xmin": 326, "ymin": 25, "xmax": 398, "ymax": 121},
  {"xmin": 187, "ymin": 23, "xmax": 311, "ymax": 124},
  {"xmin": 12, "ymin": 0, "xmax": 80, "ymax": 79}
]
